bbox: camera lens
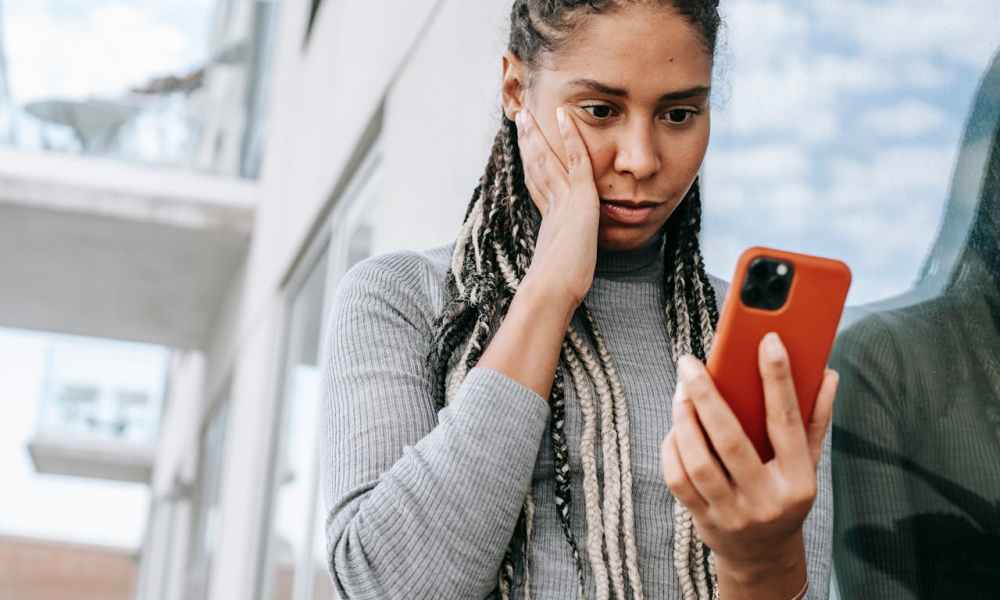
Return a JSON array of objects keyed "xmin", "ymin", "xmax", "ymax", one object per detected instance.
[
  {"xmin": 742, "ymin": 284, "xmax": 762, "ymax": 306},
  {"xmin": 766, "ymin": 275, "xmax": 787, "ymax": 294},
  {"xmin": 749, "ymin": 259, "xmax": 770, "ymax": 281}
]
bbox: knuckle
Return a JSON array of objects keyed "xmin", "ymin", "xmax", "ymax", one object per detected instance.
[
  {"xmin": 769, "ymin": 404, "xmax": 798, "ymax": 427},
  {"xmin": 764, "ymin": 356, "xmax": 791, "ymax": 381},
  {"xmin": 663, "ymin": 469, "xmax": 686, "ymax": 492},
  {"xmin": 687, "ymin": 458, "xmax": 715, "ymax": 483},
  {"xmin": 720, "ymin": 513, "xmax": 749, "ymax": 535},
  {"xmin": 791, "ymin": 481, "xmax": 817, "ymax": 507},
  {"xmin": 717, "ymin": 434, "xmax": 745, "ymax": 459}
]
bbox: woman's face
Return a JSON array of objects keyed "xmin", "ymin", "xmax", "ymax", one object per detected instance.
[{"xmin": 502, "ymin": 5, "xmax": 713, "ymax": 251}]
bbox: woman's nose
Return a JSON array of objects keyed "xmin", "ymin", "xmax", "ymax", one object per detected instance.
[{"xmin": 614, "ymin": 123, "xmax": 661, "ymax": 181}]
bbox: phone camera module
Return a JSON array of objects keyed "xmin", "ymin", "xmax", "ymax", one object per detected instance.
[{"xmin": 741, "ymin": 257, "xmax": 794, "ymax": 311}]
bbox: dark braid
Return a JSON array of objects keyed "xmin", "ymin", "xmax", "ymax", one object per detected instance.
[{"xmin": 428, "ymin": 1, "xmax": 724, "ymax": 598}]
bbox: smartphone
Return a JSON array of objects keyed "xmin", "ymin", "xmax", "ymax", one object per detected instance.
[{"xmin": 706, "ymin": 247, "xmax": 852, "ymax": 463}]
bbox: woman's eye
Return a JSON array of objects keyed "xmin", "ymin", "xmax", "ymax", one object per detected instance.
[
  {"xmin": 664, "ymin": 109, "xmax": 696, "ymax": 125},
  {"xmin": 582, "ymin": 104, "xmax": 616, "ymax": 120}
]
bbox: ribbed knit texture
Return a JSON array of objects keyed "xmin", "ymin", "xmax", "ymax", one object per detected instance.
[
  {"xmin": 830, "ymin": 256, "xmax": 1000, "ymax": 599},
  {"xmin": 322, "ymin": 237, "xmax": 833, "ymax": 599}
]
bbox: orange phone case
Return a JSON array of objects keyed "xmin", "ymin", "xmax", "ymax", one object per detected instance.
[{"xmin": 706, "ymin": 247, "xmax": 851, "ymax": 463}]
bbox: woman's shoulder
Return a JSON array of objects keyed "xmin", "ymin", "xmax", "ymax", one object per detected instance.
[
  {"xmin": 331, "ymin": 242, "xmax": 456, "ymax": 331},
  {"xmin": 706, "ymin": 273, "xmax": 729, "ymax": 307}
]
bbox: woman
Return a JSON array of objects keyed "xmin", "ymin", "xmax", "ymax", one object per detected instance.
[{"xmin": 322, "ymin": 1, "xmax": 836, "ymax": 599}]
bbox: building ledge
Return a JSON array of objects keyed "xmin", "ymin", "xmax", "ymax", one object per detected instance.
[
  {"xmin": 26, "ymin": 432, "xmax": 156, "ymax": 484},
  {"xmin": 0, "ymin": 148, "xmax": 257, "ymax": 349}
]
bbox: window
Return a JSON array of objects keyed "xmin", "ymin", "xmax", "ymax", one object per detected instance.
[
  {"xmin": 259, "ymin": 250, "xmax": 330, "ymax": 600},
  {"xmin": 829, "ymin": 47, "xmax": 1000, "ymax": 599},
  {"xmin": 0, "ymin": 0, "xmax": 279, "ymax": 177},
  {"xmin": 702, "ymin": 2, "xmax": 1000, "ymax": 307},
  {"xmin": 187, "ymin": 391, "xmax": 230, "ymax": 600}
]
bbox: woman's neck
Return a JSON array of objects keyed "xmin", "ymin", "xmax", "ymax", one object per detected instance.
[{"xmin": 595, "ymin": 230, "xmax": 665, "ymax": 282}]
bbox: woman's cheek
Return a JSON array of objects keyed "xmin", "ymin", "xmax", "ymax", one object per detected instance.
[{"xmin": 587, "ymin": 143, "xmax": 618, "ymax": 186}]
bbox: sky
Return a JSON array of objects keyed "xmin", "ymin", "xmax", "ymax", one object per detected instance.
[
  {"xmin": 702, "ymin": 0, "xmax": 1000, "ymax": 305},
  {"xmin": 0, "ymin": 0, "xmax": 998, "ymax": 551}
]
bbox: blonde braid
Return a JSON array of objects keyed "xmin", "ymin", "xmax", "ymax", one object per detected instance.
[
  {"xmin": 563, "ymin": 338, "xmax": 611, "ymax": 600},
  {"xmin": 568, "ymin": 327, "xmax": 627, "ymax": 600}
]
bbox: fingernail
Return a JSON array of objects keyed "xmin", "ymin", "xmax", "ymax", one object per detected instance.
[
  {"xmin": 763, "ymin": 332, "xmax": 785, "ymax": 361},
  {"xmin": 556, "ymin": 106, "xmax": 567, "ymax": 127}
]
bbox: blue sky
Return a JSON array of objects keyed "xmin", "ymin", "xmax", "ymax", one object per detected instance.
[{"xmin": 702, "ymin": 0, "xmax": 1000, "ymax": 305}]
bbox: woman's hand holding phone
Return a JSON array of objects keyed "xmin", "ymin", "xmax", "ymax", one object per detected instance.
[
  {"xmin": 660, "ymin": 334, "xmax": 839, "ymax": 598},
  {"xmin": 514, "ymin": 107, "xmax": 600, "ymax": 312}
]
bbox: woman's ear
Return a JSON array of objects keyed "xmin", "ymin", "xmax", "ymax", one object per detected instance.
[{"xmin": 501, "ymin": 51, "xmax": 528, "ymax": 121}]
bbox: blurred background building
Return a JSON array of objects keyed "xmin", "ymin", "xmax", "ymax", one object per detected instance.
[{"xmin": 0, "ymin": 1, "xmax": 997, "ymax": 599}]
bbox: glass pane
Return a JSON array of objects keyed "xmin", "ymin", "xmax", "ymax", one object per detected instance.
[
  {"xmin": 0, "ymin": 328, "xmax": 152, "ymax": 550},
  {"xmin": 37, "ymin": 333, "xmax": 168, "ymax": 444},
  {"xmin": 311, "ymin": 485, "xmax": 336, "ymax": 600},
  {"xmin": 830, "ymin": 44, "xmax": 1000, "ymax": 598},
  {"xmin": 187, "ymin": 393, "xmax": 229, "ymax": 600},
  {"xmin": 262, "ymin": 251, "xmax": 329, "ymax": 600},
  {"xmin": 703, "ymin": 1, "xmax": 1000, "ymax": 306},
  {"xmin": 0, "ymin": 0, "xmax": 278, "ymax": 178}
]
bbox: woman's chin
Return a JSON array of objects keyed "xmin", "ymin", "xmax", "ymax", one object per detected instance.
[{"xmin": 597, "ymin": 224, "xmax": 661, "ymax": 252}]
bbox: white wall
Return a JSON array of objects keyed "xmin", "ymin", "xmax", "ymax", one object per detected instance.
[{"xmin": 375, "ymin": 0, "xmax": 512, "ymax": 255}]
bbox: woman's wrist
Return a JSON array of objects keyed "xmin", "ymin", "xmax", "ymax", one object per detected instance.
[
  {"xmin": 713, "ymin": 531, "xmax": 808, "ymax": 600},
  {"xmin": 477, "ymin": 272, "xmax": 577, "ymax": 399},
  {"xmin": 518, "ymin": 271, "xmax": 580, "ymax": 326}
]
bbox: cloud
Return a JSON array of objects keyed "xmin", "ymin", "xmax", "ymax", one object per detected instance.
[
  {"xmin": 862, "ymin": 99, "xmax": 949, "ymax": 139},
  {"xmin": 706, "ymin": 143, "xmax": 811, "ymax": 180},
  {"xmin": 814, "ymin": 0, "xmax": 1000, "ymax": 69}
]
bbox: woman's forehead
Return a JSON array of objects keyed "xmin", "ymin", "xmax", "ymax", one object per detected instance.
[{"xmin": 538, "ymin": 5, "xmax": 712, "ymax": 99}]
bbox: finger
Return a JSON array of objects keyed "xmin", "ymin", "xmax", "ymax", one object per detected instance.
[
  {"xmin": 517, "ymin": 110, "xmax": 569, "ymax": 204},
  {"xmin": 521, "ymin": 168, "xmax": 550, "ymax": 216},
  {"xmin": 759, "ymin": 332, "xmax": 810, "ymax": 472},
  {"xmin": 555, "ymin": 107, "xmax": 597, "ymax": 187},
  {"xmin": 677, "ymin": 355, "xmax": 763, "ymax": 487},
  {"xmin": 672, "ymin": 378, "xmax": 734, "ymax": 503},
  {"xmin": 661, "ymin": 431, "xmax": 707, "ymax": 513},
  {"xmin": 807, "ymin": 368, "xmax": 838, "ymax": 466}
]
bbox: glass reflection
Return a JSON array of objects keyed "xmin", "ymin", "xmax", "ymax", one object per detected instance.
[
  {"xmin": 0, "ymin": 0, "xmax": 276, "ymax": 178},
  {"xmin": 831, "ymin": 48, "xmax": 1000, "ymax": 598}
]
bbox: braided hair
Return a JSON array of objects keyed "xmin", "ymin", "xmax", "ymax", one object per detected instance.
[{"xmin": 428, "ymin": 1, "xmax": 723, "ymax": 598}]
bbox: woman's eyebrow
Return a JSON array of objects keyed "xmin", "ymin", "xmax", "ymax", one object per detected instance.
[{"xmin": 567, "ymin": 78, "xmax": 710, "ymax": 102}]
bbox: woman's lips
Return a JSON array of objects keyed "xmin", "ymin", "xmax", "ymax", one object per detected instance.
[{"xmin": 600, "ymin": 200, "xmax": 657, "ymax": 225}]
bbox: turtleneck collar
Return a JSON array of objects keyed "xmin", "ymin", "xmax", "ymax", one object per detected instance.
[{"xmin": 595, "ymin": 228, "xmax": 665, "ymax": 282}]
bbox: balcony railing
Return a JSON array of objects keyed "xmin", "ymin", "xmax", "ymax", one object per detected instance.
[{"xmin": 0, "ymin": 0, "xmax": 276, "ymax": 179}]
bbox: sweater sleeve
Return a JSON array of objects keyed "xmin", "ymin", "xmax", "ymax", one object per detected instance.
[
  {"xmin": 320, "ymin": 253, "xmax": 551, "ymax": 600},
  {"xmin": 828, "ymin": 317, "xmax": 918, "ymax": 600},
  {"xmin": 803, "ymin": 426, "xmax": 833, "ymax": 599}
]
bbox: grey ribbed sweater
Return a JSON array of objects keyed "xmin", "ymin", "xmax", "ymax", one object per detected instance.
[{"xmin": 321, "ymin": 234, "xmax": 833, "ymax": 600}]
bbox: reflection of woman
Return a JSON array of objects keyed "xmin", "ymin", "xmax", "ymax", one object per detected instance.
[
  {"xmin": 831, "ymin": 52, "xmax": 1000, "ymax": 599},
  {"xmin": 323, "ymin": 2, "xmax": 835, "ymax": 599}
]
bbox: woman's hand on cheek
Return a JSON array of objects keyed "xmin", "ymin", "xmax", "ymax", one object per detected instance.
[
  {"xmin": 659, "ymin": 334, "xmax": 838, "ymax": 583},
  {"xmin": 514, "ymin": 107, "xmax": 601, "ymax": 311}
]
